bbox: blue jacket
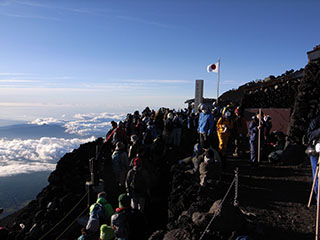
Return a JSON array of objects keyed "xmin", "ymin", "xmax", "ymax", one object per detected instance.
[
  {"xmin": 248, "ymin": 118, "xmax": 265, "ymax": 143},
  {"xmin": 307, "ymin": 116, "xmax": 320, "ymax": 142},
  {"xmin": 198, "ymin": 112, "xmax": 214, "ymax": 135}
]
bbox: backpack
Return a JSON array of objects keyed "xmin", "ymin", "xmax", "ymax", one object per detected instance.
[
  {"xmin": 91, "ymin": 203, "xmax": 106, "ymax": 225},
  {"xmin": 86, "ymin": 217, "xmax": 100, "ymax": 233},
  {"xmin": 268, "ymin": 150, "xmax": 283, "ymax": 163},
  {"xmin": 112, "ymin": 151, "xmax": 121, "ymax": 172},
  {"xmin": 111, "ymin": 209, "xmax": 129, "ymax": 238}
]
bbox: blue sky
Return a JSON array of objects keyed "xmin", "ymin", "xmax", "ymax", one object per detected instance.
[{"xmin": 0, "ymin": 0, "xmax": 319, "ymax": 120}]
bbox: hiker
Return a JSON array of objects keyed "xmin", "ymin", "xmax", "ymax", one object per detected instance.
[
  {"xmin": 112, "ymin": 142, "xmax": 129, "ymax": 187},
  {"xmin": 199, "ymin": 147, "xmax": 222, "ymax": 186},
  {"xmin": 90, "ymin": 192, "xmax": 114, "ymax": 225},
  {"xmin": 134, "ymin": 117, "xmax": 145, "ymax": 141},
  {"xmin": 154, "ymin": 108, "xmax": 165, "ymax": 135},
  {"xmin": 142, "ymin": 120, "xmax": 157, "ymax": 146},
  {"xmin": 172, "ymin": 113, "xmax": 183, "ymax": 147},
  {"xmin": 233, "ymin": 106, "xmax": 248, "ymax": 157},
  {"xmin": 198, "ymin": 104, "xmax": 214, "ymax": 148},
  {"xmin": 187, "ymin": 109, "xmax": 197, "ymax": 130},
  {"xmin": 125, "ymin": 158, "xmax": 150, "ymax": 213},
  {"xmin": 106, "ymin": 121, "xmax": 117, "ymax": 140},
  {"xmin": 80, "ymin": 192, "xmax": 115, "ymax": 238},
  {"xmin": 248, "ymin": 112, "xmax": 265, "ymax": 166},
  {"xmin": 128, "ymin": 134, "xmax": 140, "ymax": 162},
  {"xmin": 105, "ymin": 121, "xmax": 118, "ymax": 150},
  {"xmin": 163, "ymin": 112, "xmax": 174, "ymax": 146},
  {"xmin": 264, "ymin": 115, "xmax": 272, "ymax": 143},
  {"xmin": 113, "ymin": 121, "xmax": 128, "ymax": 146},
  {"xmin": 124, "ymin": 114, "xmax": 134, "ymax": 139},
  {"xmin": 111, "ymin": 193, "xmax": 146, "ymax": 240},
  {"xmin": 179, "ymin": 140, "xmax": 220, "ymax": 176},
  {"xmin": 306, "ymin": 115, "xmax": 320, "ymax": 197},
  {"xmin": 216, "ymin": 110, "xmax": 233, "ymax": 167}
]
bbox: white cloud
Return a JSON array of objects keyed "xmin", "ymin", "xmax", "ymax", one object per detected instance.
[
  {"xmin": 0, "ymin": 72, "xmax": 26, "ymax": 76},
  {"xmin": 29, "ymin": 117, "xmax": 65, "ymax": 125},
  {"xmin": 0, "ymin": 102, "xmax": 73, "ymax": 107},
  {"xmin": 0, "ymin": 136, "xmax": 95, "ymax": 177},
  {"xmin": 0, "ymin": 12, "xmax": 60, "ymax": 21},
  {"xmin": 29, "ymin": 112, "xmax": 126, "ymax": 136},
  {"xmin": 117, "ymin": 15, "xmax": 174, "ymax": 29},
  {"xmin": 0, "ymin": 79, "xmax": 40, "ymax": 83},
  {"xmin": 64, "ymin": 112, "xmax": 126, "ymax": 136},
  {"xmin": 125, "ymin": 79, "xmax": 191, "ymax": 84}
]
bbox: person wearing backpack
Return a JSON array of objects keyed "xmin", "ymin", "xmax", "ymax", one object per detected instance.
[
  {"xmin": 125, "ymin": 158, "xmax": 150, "ymax": 213},
  {"xmin": 111, "ymin": 194, "xmax": 131, "ymax": 240},
  {"xmin": 86, "ymin": 192, "xmax": 114, "ymax": 234},
  {"xmin": 111, "ymin": 193, "xmax": 146, "ymax": 240},
  {"xmin": 112, "ymin": 142, "xmax": 129, "ymax": 187},
  {"xmin": 90, "ymin": 192, "xmax": 114, "ymax": 225}
]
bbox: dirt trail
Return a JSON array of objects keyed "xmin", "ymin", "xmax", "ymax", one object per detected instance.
[{"xmin": 223, "ymin": 156, "xmax": 315, "ymax": 239}]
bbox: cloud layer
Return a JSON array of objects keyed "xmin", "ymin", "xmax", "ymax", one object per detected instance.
[
  {"xmin": 0, "ymin": 112, "xmax": 126, "ymax": 176},
  {"xmin": 30, "ymin": 112, "xmax": 126, "ymax": 136},
  {"xmin": 0, "ymin": 136, "xmax": 95, "ymax": 177}
]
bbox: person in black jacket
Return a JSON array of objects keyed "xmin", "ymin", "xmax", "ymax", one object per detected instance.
[
  {"xmin": 111, "ymin": 194, "xmax": 146, "ymax": 240},
  {"xmin": 307, "ymin": 115, "xmax": 320, "ymax": 197},
  {"xmin": 125, "ymin": 158, "xmax": 150, "ymax": 213}
]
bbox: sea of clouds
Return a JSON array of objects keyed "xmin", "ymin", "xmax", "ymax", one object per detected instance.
[{"xmin": 0, "ymin": 112, "xmax": 126, "ymax": 177}]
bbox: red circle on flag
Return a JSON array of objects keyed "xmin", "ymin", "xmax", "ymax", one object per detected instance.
[{"xmin": 211, "ymin": 64, "xmax": 216, "ymax": 70}]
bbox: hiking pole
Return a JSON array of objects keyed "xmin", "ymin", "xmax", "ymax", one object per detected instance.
[
  {"xmin": 308, "ymin": 164, "xmax": 319, "ymax": 208},
  {"xmin": 257, "ymin": 109, "xmax": 262, "ymax": 163},
  {"xmin": 316, "ymin": 154, "xmax": 320, "ymax": 240}
]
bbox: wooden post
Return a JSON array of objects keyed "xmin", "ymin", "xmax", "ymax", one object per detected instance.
[
  {"xmin": 316, "ymin": 155, "xmax": 320, "ymax": 240},
  {"xmin": 308, "ymin": 165, "xmax": 319, "ymax": 208},
  {"xmin": 257, "ymin": 109, "xmax": 262, "ymax": 163}
]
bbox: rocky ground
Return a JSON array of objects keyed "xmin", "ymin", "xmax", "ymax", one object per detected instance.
[
  {"xmin": 150, "ymin": 146, "xmax": 316, "ymax": 240},
  {"xmin": 222, "ymin": 155, "xmax": 315, "ymax": 240}
]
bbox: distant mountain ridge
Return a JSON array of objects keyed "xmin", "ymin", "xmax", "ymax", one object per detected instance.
[{"xmin": 0, "ymin": 124, "xmax": 81, "ymax": 140}]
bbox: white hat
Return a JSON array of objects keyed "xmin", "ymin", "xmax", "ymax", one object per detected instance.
[{"xmin": 167, "ymin": 112, "xmax": 174, "ymax": 120}]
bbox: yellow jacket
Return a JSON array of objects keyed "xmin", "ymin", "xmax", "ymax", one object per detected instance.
[{"xmin": 216, "ymin": 117, "xmax": 233, "ymax": 135}]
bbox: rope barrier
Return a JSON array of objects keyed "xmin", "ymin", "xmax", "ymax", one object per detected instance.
[
  {"xmin": 55, "ymin": 206, "xmax": 89, "ymax": 240},
  {"xmin": 39, "ymin": 190, "xmax": 89, "ymax": 240},
  {"xmin": 199, "ymin": 177, "xmax": 236, "ymax": 240},
  {"xmin": 234, "ymin": 168, "xmax": 239, "ymax": 207}
]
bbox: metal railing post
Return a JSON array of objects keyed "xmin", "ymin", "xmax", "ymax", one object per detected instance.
[{"xmin": 234, "ymin": 168, "xmax": 239, "ymax": 207}]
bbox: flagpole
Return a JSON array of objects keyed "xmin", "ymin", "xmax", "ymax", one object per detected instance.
[{"xmin": 217, "ymin": 58, "xmax": 221, "ymax": 104}]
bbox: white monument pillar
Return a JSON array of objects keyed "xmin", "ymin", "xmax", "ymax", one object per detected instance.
[{"xmin": 194, "ymin": 79, "xmax": 204, "ymax": 111}]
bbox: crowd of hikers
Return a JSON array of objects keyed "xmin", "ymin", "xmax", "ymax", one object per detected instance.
[{"xmin": 76, "ymin": 103, "xmax": 287, "ymax": 240}]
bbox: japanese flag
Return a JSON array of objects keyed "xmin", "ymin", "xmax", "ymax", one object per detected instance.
[{"xmin": 207, "ymin": 62, "xmax": 219, "ymax": 73}]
